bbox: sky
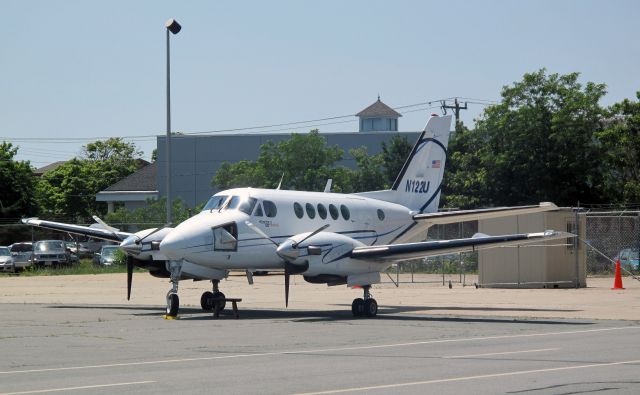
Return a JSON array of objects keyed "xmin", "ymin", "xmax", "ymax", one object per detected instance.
[{"xmin": 2, "ymin": 0, "xmax": 639, "ymax": 166}]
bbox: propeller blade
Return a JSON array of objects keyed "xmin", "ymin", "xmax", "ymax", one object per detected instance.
[
  {"xmin": 126, "ymin": 256, "xmax": 134, "ymax": 300},
  {"xmin": 284, "ymin": 267, "xmax": 290, "ymax": 308},
  {"xmin": 293, "ymin": 224, "xmax": 330, "ymax": 248},
  {"xmin": 245, "ymin": 221, "xmax": 279, "ymax": 246}
]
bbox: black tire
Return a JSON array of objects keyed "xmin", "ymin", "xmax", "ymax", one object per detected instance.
[
  {"xmin": 200, "ymin": 291, "xmax": 214, "ymax": 311},
  {"xmin": 213, "ymin": 291, "xmax": 226, "ymax": 311},
  {"xmin": 166, "ymin": 293, "xmax": 179, "ymax": 317},
  {"xmin": 351, "ymin": 298, "xmax": 364, "ymax": 317},
  {"xmin": 364, "ymin": 298, "xmax": 378, "ymax": 318}
]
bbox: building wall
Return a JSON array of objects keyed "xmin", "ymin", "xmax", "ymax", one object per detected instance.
[
  {"xmin": 478, "ymin": 209, "xmax": 586, "ymax": 288},
  {"xmin": 156, "ymin": 131, "xmax": 421, "ymax": 207}
]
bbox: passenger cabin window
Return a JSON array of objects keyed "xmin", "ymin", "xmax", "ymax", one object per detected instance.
[
  {"xmin": 317, "ymin": 204, "xmax": 327, "ymax": 219},
  {"xmin": 305, "ymin": 203, "xmax": 316, "ymax": 219},
  {"xmin": 253, "ymin": 203, "xmax": 264, "ymax": 217},
  {"xmin": 263, "ymin": 200, "xmax": 277, "ymax": 217},
  {"xmin": 377, "ymin": 209, "xmax": 385, "ymax": 221},
  {"xmin": 294, "ymin": 202, "xmax": 304, "ymax": 218},
  {"xmin": 203, "ymin": 195, "xmax": 228, "ymax": 212},
  {"xmin": 340, "ymin": 204, "xmax": 350, "ymax": 220},
  {"xmin": 329, "ymin": 204, "xmax": 339, "ymax": 220}
]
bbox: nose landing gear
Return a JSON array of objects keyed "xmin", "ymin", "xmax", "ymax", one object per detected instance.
[
  {"xmin": 165, "ymin": 260, "xmax": 182, "ymax": 317},
  {"xmin": 351, "ymin": 285, "xmax": 377, "ymax": 318}
]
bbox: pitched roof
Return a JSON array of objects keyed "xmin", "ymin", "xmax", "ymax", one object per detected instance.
[
  {"xmin": 356, "ymin": 98, "xmax": 402, "ymax": 118},
  {"xmin": 34, "ymin": 161, "xmax": 67, "ymax": 176},
  {"xmin": 103, "ymin": 162, "xmax": 157, "ymax": 192}
]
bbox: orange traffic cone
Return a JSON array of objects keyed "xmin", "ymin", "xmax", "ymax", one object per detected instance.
[{"xmin": 612, "ymin": 259, "xmax": 625, "ymax": 290}]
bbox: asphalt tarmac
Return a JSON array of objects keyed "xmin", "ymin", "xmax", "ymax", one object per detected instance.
[{"xmin": 1, "ymin": 273, "xmax": 639, "ymax": 394}]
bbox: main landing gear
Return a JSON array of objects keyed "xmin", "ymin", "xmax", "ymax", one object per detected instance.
[
  {"xmin": 351, "ymin": 285, "xmax": 378, "ymax": 318},
  {"xmin": 200, "ymin": 279, "xmax": 226, "ymax": 312}
]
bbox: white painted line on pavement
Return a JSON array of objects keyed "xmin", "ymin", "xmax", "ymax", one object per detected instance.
[
  {"xmin": 0, "ymin": 381, "xmax": 155, "ymax": 395},
  {"xmin": 294, "ymin": 360, "xmax": 640, "ymax": 395},
  {"xmin": 1, "ymin": 325, "xmax": 638, "ymax": 375},
  {"xmin": 444, "ymin": 348, "xmax": 559, "ymax": 358}
]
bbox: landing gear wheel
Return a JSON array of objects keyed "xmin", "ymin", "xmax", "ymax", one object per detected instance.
[
  {"xmin": 200, "ymin": 291, "xmax": 214, "ymax": 311},
  {"xmin": 364, "ymin": 298, "xmax": 378, "ymax": 317},
  {"xmin": 166, "ymin": 293, "xmax": 179, "ymax": 317},
  {"xmin": 213, "ymin": 291, "xmax": 226, "ymax": 311},
  {"xmin": 351, "ymin": 298, "xmax": 364, "ymax": 317}
]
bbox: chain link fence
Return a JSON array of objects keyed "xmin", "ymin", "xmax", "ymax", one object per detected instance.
[{"xmin": 583, "ymin": 211, "xmax": 640, "ymax": 274}]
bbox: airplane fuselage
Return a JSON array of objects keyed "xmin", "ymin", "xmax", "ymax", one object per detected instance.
[{"xmin": 160, "ymin": 187, "xmax": 416, "ymax": 273}]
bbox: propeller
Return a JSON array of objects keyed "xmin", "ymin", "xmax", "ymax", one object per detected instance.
[
  {"xmin": 126, "ymin": 255, "xmax": 134, "ymax": 300},
  {"xmin": 245, "ymin": 221, "xmax": 327, "ymax": 307}
]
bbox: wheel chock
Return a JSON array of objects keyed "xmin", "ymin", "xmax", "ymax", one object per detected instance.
[{"xmin": 163, "ymin": 314, "xmax": 179, "ymax": 320}]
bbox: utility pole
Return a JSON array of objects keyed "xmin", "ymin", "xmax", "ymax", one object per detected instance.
[{"xmin": 441, "ymin": 98, "xmax": 468, "ymax": 124}]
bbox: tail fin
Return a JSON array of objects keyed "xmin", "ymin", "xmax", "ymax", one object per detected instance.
[{"xmin": 356, "ymin": 115, "xmax": 452, "ymax": 213}]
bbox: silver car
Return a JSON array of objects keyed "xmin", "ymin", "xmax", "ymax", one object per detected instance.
[
  {"xmin": 33, "ymin": 240, "xmax": 71, "ymax": 267},
  {"xmin": 0, "ymin": 247, "xmax": 15, "ymax": 272},
  {"xmin": 93, "ymin": 245, "xmax": 120, "ymax": 266},
  {"xmin": 9, "ymin": 242, "xmax": 33, "ymax": 271}
]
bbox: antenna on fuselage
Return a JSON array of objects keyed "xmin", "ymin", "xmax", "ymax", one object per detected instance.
[
  {"xmin": 324, "ymin": 179, "xmax": 332, "ymax": 193},
  {"xmin": 276, "ymin": 173, "xmax": 285, "ymax": 190}
]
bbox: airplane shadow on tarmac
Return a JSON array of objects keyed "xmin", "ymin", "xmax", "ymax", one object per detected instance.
[{"xmin": 47, "ymin": 304, "xmax": 591, "ymax": 325}]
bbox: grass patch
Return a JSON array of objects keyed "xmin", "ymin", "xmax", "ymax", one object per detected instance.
[{"xmin": 3, "ymin": 259, "xmax": 129, "ymax": 277}]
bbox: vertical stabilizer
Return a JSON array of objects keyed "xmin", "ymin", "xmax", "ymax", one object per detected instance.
[{"xmin": 356, "ymin": 115, "xmax": 452, "ymax": 213}]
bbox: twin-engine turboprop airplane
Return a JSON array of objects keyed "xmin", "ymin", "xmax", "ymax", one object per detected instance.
[{"xmin": 23, "ymin": 115, "xmax": 569, "ymax": 318}]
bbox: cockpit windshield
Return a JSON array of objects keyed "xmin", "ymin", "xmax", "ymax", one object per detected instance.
[
  {"xmin": 202, "ymin": 194, "xmax": 257, "ymax": 215},
  {"xmin": 202, "ymin": 195, "xmax": 228, "ymax": 212},
  {"xmin": 227, "ymin": 196, "xmax": 257, "ymax": 215}
]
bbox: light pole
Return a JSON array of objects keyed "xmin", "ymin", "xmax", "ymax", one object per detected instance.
[{"xmin": 165, "ymin": 18, "xmax": 181, "ymax": 226}]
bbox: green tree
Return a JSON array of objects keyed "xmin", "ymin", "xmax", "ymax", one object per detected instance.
[
  {"xmin": 37, "ymin": 139, "xmax": 143, "ymax": 219},
  {"xmin": 596, "ymin": 92, "xmax": 640, "ymax": 204},
  {"xmin": 0, "ymin": 142, "xmax": 37, "ymax": 219},
  {"xmin": 213, "ymin": 130, "xmax": 345, "ymax": 191},
  {"xmin": 443, "ymin": 69, "xmax": 606, "ymax": 207},
  {"xmin": 381, "ymin": 134, "xmax": 413, "ymax": 185},
  {"xmin": 104, "ymin": 197, "xmax": 195, "ymax": 231}
]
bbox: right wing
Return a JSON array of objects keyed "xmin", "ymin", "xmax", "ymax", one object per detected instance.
[
  {"xmin": 394, "ymin": 202, "xmax": 559, "ymax": 244},
  {"xmin": 353, "ymin": 230, "xmax": 573, "ymax": 263},
  {"xmin": 21, "ymin": 218, "xmax": 132, "ymax": 242}
]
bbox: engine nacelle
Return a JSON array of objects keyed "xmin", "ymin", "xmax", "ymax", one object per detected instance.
[{"xmin": 278, "ymin": 232, "xmax": 380, "ymax": 277}]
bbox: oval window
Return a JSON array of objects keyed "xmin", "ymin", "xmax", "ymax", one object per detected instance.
[
  {"xmin": 317, "ymin": 204, "xmax": 327, "ymax": 220},
  {"xmin": 329, "ymin": 204, "xmax": 339, "ymax": 220},
  {"xmin": 294, "ymin": 202, "xmax": 304, "ymax": 219},
  {"xmin": 340, "ymin": 204, "xmax": 350, "ymax": 221},
  {"xmin": 263, "ymin": 200, "xmax": 278, "ymax": 217},
  {"xmin": 377, "ymin": 209, "xmax": 385, "ymax": 221},
  {"xmin": 305, "ymin": 203, "xmax": 316, "ymax": 219}
]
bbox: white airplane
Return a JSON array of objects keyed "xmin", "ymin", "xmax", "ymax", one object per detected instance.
[{"xmin": 23, "ymin": 115, "xmax": 568, "ymax": 318}]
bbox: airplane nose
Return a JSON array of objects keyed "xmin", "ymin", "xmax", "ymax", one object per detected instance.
[{"xmin": 159, "ymin": 230, "xmax": 189, "ymax": 260}]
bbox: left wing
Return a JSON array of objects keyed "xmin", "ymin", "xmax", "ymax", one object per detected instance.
[
  {"xmin": 21, "ymin": 218, "xmax": 132, "ymax": 242},
  {"xmin": 352, "ymin": 230, "xmax": 572, "ymax": 263}
]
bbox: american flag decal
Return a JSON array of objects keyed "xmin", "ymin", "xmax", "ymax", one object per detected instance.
[{"xmin": 431, "ymin": 160, "xmax": 441, "ymax": 168}]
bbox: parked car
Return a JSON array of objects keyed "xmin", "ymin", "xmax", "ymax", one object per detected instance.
[
  {"xmin": 0, "ymin": 246, "xmax": 15, "ymax": 273},
  {"xmin": 64, "ymin": 241, "xmax": 94, "ymax": 259},
  {"xmin": 93, "ymin": 245, "xmax": 120, "ymax": 266},
  {"xmin": 9, "ymin": 242, "xmax": 33, "ymax": 271},
  {"xmin": 614, "ymin": 248, "xmax": 639, "ymax": 271},
  {"xmin": 32, "ymin": 240, "xmax": 73, "ymax": 267}
]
